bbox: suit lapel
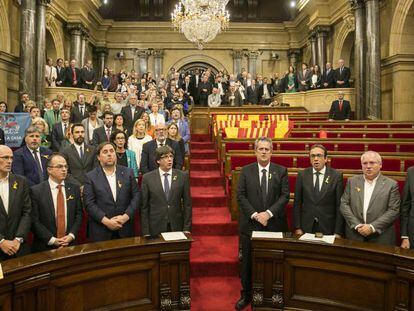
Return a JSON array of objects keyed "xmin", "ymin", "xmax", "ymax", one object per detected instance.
[
  {"xmin": 65, "ymin": 184, "xmax": 74, "ymax": 227},
  {"xmin": 169, "ymin": 170, "xmax": 178, "ymax": 203},
  {"xmin": 317, "ymin": 167, "xmax": 331, "ymax": 201},
  {"xmin": 99, "ymin": 167, "xmax": 115, "ymax": 202},
  {"xmin": 70, "ymin": 144, "xmax": 83, "ymax": 165},
  {"xmin": 155, "ymin": 170, "xmax": 168, "ymax": 203},
  {"xmin": 115, "ymin": 167, "xmax": 123, "ymax": 203},
  {"xmin": 367, "ymin": 175, "xmax": 385, "ymax": 212},
  {"xmin": 356, "ymin": 176, "xmax": 365, "ymax": 218},
  {"xmin": 253, "ymin": 164, "xmax": 264, "ymax": 205}
]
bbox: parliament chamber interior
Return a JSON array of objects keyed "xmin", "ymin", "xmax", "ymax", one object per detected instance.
[{"xmin": 0, "ymin": 0, "xmax": 414, "ymax": 310}]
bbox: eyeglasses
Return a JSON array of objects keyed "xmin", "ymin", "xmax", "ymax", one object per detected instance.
[
  {"xmin": 49, "ymin": 164, "xmax": 69, "ymax": 170},
  {"xmin": 310, "ymin": 154, "xmax": 325, "ymax": 159}
]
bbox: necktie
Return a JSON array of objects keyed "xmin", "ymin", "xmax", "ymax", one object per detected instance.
[
  {"xmin": 79, "ymin": 146, "xmax": 84, "ymax": 159},
  {"xmin": 63, "ymin": 123, "xmax": 67, "ymax": 136},
  {"xmin": 32, "ymin": 150, "xmax": 44, "ymax": 182},
  {"xmin": 54, "ymin": 111, "xmax": 59, "ymax": 122},
  {"xmin": 106, "ymin": 128, "xmax": 111, "ymax": 141},
  {"xmin": 164, "ymin": 173, "xmax": 170, "ymax": 200},
  {"xmin": 56, "ymin": 185, "xmax": 65, "ymax": 238},
  {"xmin": 159, "ymin": 143, "xmax": 164, "ymax": 147},
  {"xmin": 80, "ymin": 106, "xmax": 84, "ymax": 117},
  {"xmin": 314, "ymin": 172, "xmax": 321, "ymax": 194},
  {"xmin": 340, "ymin": 68, "xmax": 343, "ymax": 75},
  {"xmin": 72, "ymin": 68, "xmax": 77, "ymax": 81},
  {"xmin": 261, "ymin": 169, "xmax": 267, "ymax": 206},
  {"xmin": 339, "ymin": 101, "xmax": 343, "ymax": 111}
]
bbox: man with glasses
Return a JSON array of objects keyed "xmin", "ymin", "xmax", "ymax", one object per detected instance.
[
  {"xmin": 12, "ymin": 126, "xmax": 53, "ymax": 187},
  {"xmin": 141, "ymin": 145, "xmax": 191, "ymax": 237},
  {"xmin": 140, "ymin": 124, "xmax": 183, "ymax": 174},
  {"xmin": 293, "ymin": 144, "xmax": 344, "ymax": 236},
  {"xmin": 83, "ymin": 142, "xmax": 139, "ymax": 241},
  {"xmin": 340, "ymin": 151, "xmax": 400, "ymax": 245},
  {"xmin": 236, "ymin": 137, "xmax": 290, "ymax": 310},
  {"xmin": 0, "ymin": 145, "xmax": 31, "ymax": 260},
  {"xmin": 30, "ymin": 154, "xmax": 83, "ymax": 252}
]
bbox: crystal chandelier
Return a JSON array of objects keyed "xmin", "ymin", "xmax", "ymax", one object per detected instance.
[{"xmin": 171, "ymin": 0, "xmax": 230, "ymax": 50}]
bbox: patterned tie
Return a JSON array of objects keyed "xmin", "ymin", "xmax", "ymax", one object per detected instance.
[
  {"xmin": 261, "ymin": 169, "xmax": 267, "ymax": 206},
  {"xmin": 56, "ymin": 185, "xmax": 65, "ymax": 238},
  {"xmin": 164, "ymin": 173, "xmax": 170, "ymax": 200}
]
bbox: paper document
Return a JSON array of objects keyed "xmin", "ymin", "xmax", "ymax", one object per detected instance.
[
  {"xmin": 0, "ymin": 264, "xmax": 3, "ymax": 279},
  {"xmin": 299, "ymin": 233, "xmax": 336, "ymax": 244},
  {"xmin": 252, "ymin": 231, "xmax": 284, "ymax": 239},
  {"xmin": 161, "ymin": 231, "xmax": 187, "ymax": 241}
]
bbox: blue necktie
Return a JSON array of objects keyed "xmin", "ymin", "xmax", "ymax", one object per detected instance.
[
  {"xmin": 164, "ymin": 173, "xmax": 170, "ymax": 200},
  {"xmin": 79, "ymin": 146, "xmax": 84, "ymax": 159}
]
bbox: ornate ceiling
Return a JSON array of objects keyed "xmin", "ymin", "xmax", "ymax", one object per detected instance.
[{"xmin": 98, "ymin": 0, "xmax": 294, "ymax": 23}]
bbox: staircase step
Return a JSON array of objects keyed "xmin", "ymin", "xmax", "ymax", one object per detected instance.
[
  {"xmin": 190, "ymin": 149, "xmax": 217, "ymax": 159},
  {"xmin": 190, "ymin": 142, "xmax": 215, "ymax": 150},
  {"xmin": 190, "ymin": 172, "xmax": 223, "ymax": 187},
  {"xmin": 192, "ymin": 207, "xmax": 238, "ymax": 236},
  {"xmin": 192, "ymin": 186, "xmax": 227, "ymax": 207},
  {"xmin": 190, "ymin": 236, "xmax": 239, "ymax": 277},
  {"xmin": 190, "ymin": 160, "xmax": 220, "ymax": 171},
  {"xmin": 191, "ymin": 134, "xmax": 211, "ymax": 142}
]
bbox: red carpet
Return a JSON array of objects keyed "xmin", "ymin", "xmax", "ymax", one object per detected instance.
[{"xmin": 190, "ymin": 134, "xmax": 251, "ymax": 310}]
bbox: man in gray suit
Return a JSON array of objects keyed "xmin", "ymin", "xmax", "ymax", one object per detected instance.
[
  {"xmin": 340, "ymin": 151, "xmax": 400, "ymax": 246},
  {"xmin": 141, "ymin": 145, "xmax": 192, "ymax": 237},
  {"xmin": 400, "ymin": 166, "xmax": 414, "ymax": 249},
  {"xmin": 293, "ymin": 144, "xmax": 344, "ymax": 236}
]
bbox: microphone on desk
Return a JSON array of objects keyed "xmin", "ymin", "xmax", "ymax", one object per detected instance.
[{"xmin": 312, "ymin": 217, "xmax": 323, "ymax": 238}]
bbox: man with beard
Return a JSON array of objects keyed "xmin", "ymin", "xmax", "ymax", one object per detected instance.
[{"xmin": 60, "ymin": 124, "xmax": 97, "ymax": 187}]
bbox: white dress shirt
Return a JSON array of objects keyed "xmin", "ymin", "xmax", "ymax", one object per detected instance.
[
  {"xmin": 30, "ymin": 147, "xmax": 43, "ymax": 172},
  {"xmin": 73, "ymin": 143, "xmax": 85, "ymax": 158},
  {"xmin": 0, "ymin": 174, "xmax": 9, "ymax": 214},
  {"xmin": 312, "ymin": 166, "xmax": 326, "ymax": 191},
  {"xmin": 103, "ymin": 168, "xmax": 117, "ymax": 201},
  {"xmin": 363, "ymin": 175, "xmax": 379, "ymax": 223},
  {"xmin": 159, "ymin": 168, "xmax": 173, "ymax": 193}
]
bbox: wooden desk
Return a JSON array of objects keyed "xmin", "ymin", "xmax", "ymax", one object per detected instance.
[
  {"xmin": 251, "ymin": 236, "xmax": 414, "ymax": 311},
  {"xmin": 0, "ymin": 235, "xmax": 192, "ymax": 310}
]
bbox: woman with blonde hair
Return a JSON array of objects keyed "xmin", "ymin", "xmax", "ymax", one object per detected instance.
[
  {"xmin": 32, "ymin": 117, "xmax": 51, "ymax": 148},
  {"xmin": 141, "ymin": 111, "xmax": 155, "ymax": 138},
  {"xmin": 128, "ymin": 118, "xmax": 152, "ymax": 169}
]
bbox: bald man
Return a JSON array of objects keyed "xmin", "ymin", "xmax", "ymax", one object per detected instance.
[{"xmin": 0, "ymin": 145, "xmax": 31, "ymax": 260}]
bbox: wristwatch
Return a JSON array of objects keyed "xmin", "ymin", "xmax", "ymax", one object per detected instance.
[{"xmin": 15, "ymin": 237, "xmax": 24, "ymax": 244}]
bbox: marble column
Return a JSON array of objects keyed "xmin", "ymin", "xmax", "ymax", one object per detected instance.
[
  {"xmin": 247, "ymin": 50, "xmax": 260, "ymax": 78},
  {"xmin": 365, "ymin": 0, "xmax": 381, "ymax": 119},
  {"xmin": 19, "ymin": 0, "xmax": 36, "ymax": 99},
  {"xmin": 153, "ymin": 49, "xmax": 164, "ymax": 82},
  {"xmin": 316, "ymin": 26, "xmax": 329, "ymax": 72},
  {"xmin": 288, "ymin": 49, "xmax": 300, "ymax": 70},
  {"xmin": 309, "ymin": 32, "xmax": 318, "ymax": 66},
  {"xmin": 80, "ymin": 31, "xmax": 89, "ymax": 67},
  {"xmin": 67, "ymin": 23, "xmax": 84, "ymax": 63},
  {"xmin": 95, "ymin": 47, "xmax": 108, "ymax": 80},
  {"xmin": 231, "ymin": 49, "xmax": 244, "ymax": 76},
  {"xmin": 35, "ymin": 0, "xmax": 51, "ymax": 104},
  {"xmin": 351, "ymin": 0, "xmax": 365, "ymax": 119},
  {"xmin": 136, "ymin": 49, "xmax": 150, "ymax": 77}
]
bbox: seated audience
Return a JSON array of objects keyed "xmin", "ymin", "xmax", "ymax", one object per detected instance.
[{"xmin": 30, "ymin": 153, "xmax": 83, "ymax": 252}]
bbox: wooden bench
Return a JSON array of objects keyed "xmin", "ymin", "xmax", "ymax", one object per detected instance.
[
  {"xmin": 289, "ymin": 129, "xmax": 414, "ymax": 139},
  {"xmin": 293, "ymin": 121, "xmax": 414, "ymax": 129}
]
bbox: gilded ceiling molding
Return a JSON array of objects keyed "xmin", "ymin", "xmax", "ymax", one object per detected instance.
[
  {"xmin": 0, "ymin": 0, "xmax": 11, "ymax": 53},
  {"xmin": 389, "ymin": 0, "xmax": 413, "ymax": 55}
]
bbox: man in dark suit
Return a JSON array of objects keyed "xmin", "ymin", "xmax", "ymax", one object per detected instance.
[
  {"xmin": 121, "ymin": 94, "xmax": 145, "ymax": 134},
  {"xmin": 198, "ymin": 75, "xmax": 212, "ymax": 107},
  {"xmin": 0, "ymin": 128, "xmax": 4, "ymax": 145},
  {"xmin": 236, "ymin": 137, "xmax": 290, "ymax": 310},
  {"xmin": 83, "ymin": 142, "xmax": 140, "ymax": 242},
  {"xmin": 328, "ymin": 91, "xmax": 351, "ymax": 121},
  {"xmin": 272, "ymin": 73, "xmax": 285, "ymax": 94},
  {"xmin": 63, "ymin": 59, "xmax": 81, "ymax": 88},
  {"xmin": 14, "ymin": 92, "xmax": 30, "ymax": 113},
  {"xmin": 258, "ymin": 77, "xmax": 274, "ymax": 105},
  {"xmin": 333, "ymin": 59, "xmax": 351, "ymax": 88},
  {"xmin": 30, "ymin": 154, "xmax": 83, "ymax": 252},
  {"xmin": 91, "ymin": 111, "xmax": 115, "ymax": 146},
  {"xmin": 60, "ymin": 124, "xmax": 97, "ymax": 186},
  {"xmin": 297, "ymin": 63, "xmax": 312, "ymax": 91},
  {"xmin": 321, "ymin": 62, "xmax": 335, "ymax": 88},
  {"xmin": 70, "ymin": 93, "xmax": 89, "ymax": 123},
  {"xmin": 246, "ymin": 79, "xmax": 259, "ymax": 104},
  {"xmin": 224, "ymin": 84, "xmax": 243, "ymax": 107},
  {"xmin": 401, "ymin": 166, "xmax": 414, "ymax": 249},
  {"xmin": 80, "ymin": 60, "xmax": 96, "ymax": 89},
  {"xmin": 140, "ymin": 124, "xmax": 183, "ymax": 174},
  {"xmin": 141, "ymin": 145, "xmax": 191, "ymax": 236},
  {"xmin": 12, "ymin": 126, "xmax": 53, "ymax": 187},
  {"xmin": 213, "ymin": 75, "xmax": 227, "ymax": 101},
  {"xmin": 190, "ymin": 69, "xmax": 201, "ymax": 103},
  {"xmin": 293, "ymin": 144, "xmax": 344, "ymax": 235},
  {"xmin": 340, "ymin": 151, "xmax": 400, "ymax": 246},
  {"xmin": 55, "ymin": 58, "xmax": 65, "ymax": 87},
  {"xmin": 0, "ymin": 145, "xmax": 31, "ymax": 260},
  {"xmin": 181, "ymin": 75, "xmax": 192, "ymax": 97},
  {"xmin": 51, "ymin": 107, "xmax": 71, "ymax": 151}
]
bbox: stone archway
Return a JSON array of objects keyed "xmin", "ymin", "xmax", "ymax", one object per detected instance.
[
  {"xmin": 178, "ymin": 62, "xmax": 219, "ymax": 76},
  {"xmin": 46, "ymin": 30, "xmax": 57, "ymax": 60},
  {"xmin": 0, "ymin": 0, "xmax": 11, "ymax": 53},
  {"xmin": 332, "ymin": 13, "xmax": 355, "ymax": 64},
  {"xmin": 45, "ymin": 11, "xmax": 65, "ymax": 59},
  {"xmin": 389, "ymin": 0, "xmax": 413, "ymax": 55},
  {"xmin": 170, "ymin": 54, "xmax": 228, "ymax": 75}
]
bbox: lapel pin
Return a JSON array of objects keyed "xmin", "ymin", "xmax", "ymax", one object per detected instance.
[
  {"xmin": 12, "ymin": 181, "xmax": 18, "ymax": 190},
  {"xmin": 325, "ymin": 176, "xmax": 330, "ymax": 184},
  {"xmin": 66, "ymin": 195, "xmax": 74, "ymax": 201},
  {"xmin": 118, "ymin": 180, "xmax": 122, "ymax": 188},
  {"xmin": 355, "ymin": 187, "xmax": 361, "ymax": 192},
  {"xmin": 268, "ymin": 173, "xmax": 272, "ymax": 180},
  {"xmin": 42, "ymin": 155, "xmax": 49, "ymax": 159},
  {"xmin": 173, "ymin": 175, "xmax": 177, "ymax": 181}
]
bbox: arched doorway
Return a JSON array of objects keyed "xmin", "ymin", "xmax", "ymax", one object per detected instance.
[
  {"xmin": 46, "ymin": 30, "xmax": 57, "ymax": 61},
  {"xmin": 178, "ymin": 61, "xmax": 219, "ymax": 77}
]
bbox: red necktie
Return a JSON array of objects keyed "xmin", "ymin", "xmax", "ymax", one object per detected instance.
[
  {"xmin": 339, "ymin": 101, "xmax": 343, "ymax": 111},
  {"xmin": 56, "ymin": 185, "xmax": 65, "ymax": 238},
  {"xmin": 106, "ymin": 128, "xmax": 111, "ymax": 141},
  {"xmin": 72, "ymin": 68, "xmax": 77, "ymax": 82}
]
